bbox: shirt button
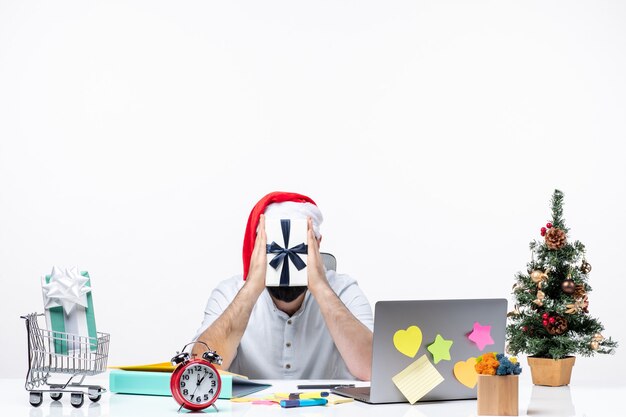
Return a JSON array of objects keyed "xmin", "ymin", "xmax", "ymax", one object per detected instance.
[
  {"xmin": 287, "ymin": 319, "xmax": 292, "ymax": 325},
  {"xmin": 285, "ymin": 364, "xmax": 291, "ymax": 369},
  {"xmin": 286, "ymin": 342, "xmax": 291, "ymax": 348}
]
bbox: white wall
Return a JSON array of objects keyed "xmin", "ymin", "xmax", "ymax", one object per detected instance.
[{"xmin": 1, "ymin": 0, "xmax": 625, "ymax": 382}]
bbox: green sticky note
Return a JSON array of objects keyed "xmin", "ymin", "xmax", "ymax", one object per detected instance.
[{"xmin": 427, "ymin": 334, "xmax": 454, "ymax": 364}]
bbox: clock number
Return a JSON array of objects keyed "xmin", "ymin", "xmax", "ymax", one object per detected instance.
[
  {"xmin": 208, "ymin": 372, "xmax": 214, "ymax": 378},
  {"xmin": 194, "ymin": 365, "xmax": 202, "ymax": 372},
  {"xmin": 211, "ymin": 380, "xmax": 216, "ymax": 387},
  {"xmin": 183, "ymin": 389, "xmax": 188, "ymax": 395},
  {"xmin": 196, "ymin": 396, "xmax": 202, "ymax": 403},
  {"xmin": 182, "ymin": 374, "xmax": 190, "ymax": 380},
  {"xmin": 203, "ymin": 394, "xmax": 209, "ymax": 401},
  {"xmin": 180, "ymin": 381, "xmax": 186, "ymax": 388},
  {"xmin": 208, "ymin": 388, "xmax": 214, "ymax": 394}
]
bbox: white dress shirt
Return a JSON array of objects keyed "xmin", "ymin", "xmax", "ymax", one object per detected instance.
[{"xmin": 193, "ymin": 270, "xmax": 374, "ymax": 380}]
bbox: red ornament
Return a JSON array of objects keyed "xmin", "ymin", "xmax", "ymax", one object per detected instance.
[
  {"xmin": 542, "ymin": 320, "xmax": 548, "ymax": 326},
  {"xmin": 522, "ymin": 326, "xmax": 528, "ymax": 332},
  {"xmin": 542, "ymin": 313, "xmax": 549, "ymax": 319},
  {"xmin": 546, "ymin": 222, "xmax": 552, "ymax": 229},
  {"xmin": 549, "ymin": 317, "xmax": 556, "ymax": 324}
]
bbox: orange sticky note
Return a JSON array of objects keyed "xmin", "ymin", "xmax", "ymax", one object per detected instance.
[{"xmin": 453, "ymin": 357, "xmax": 478, "ymax": 388}]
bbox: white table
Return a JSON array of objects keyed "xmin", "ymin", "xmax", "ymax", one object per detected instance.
[{"xmin": 0, "ymin": 371, "xmax": 624, "ymax": 417}]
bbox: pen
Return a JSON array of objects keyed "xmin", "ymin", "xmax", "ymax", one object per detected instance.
[
  {"xmin": 297, "ymin": 383, "xmax": 355, "ymax": 389},
  {"xmin": 275, "ymin": 391, "xmax": 330, "ymax": 399},
  {"xmin": 280, "ymin": 398, "xmax": 328, "ymax": 408}
]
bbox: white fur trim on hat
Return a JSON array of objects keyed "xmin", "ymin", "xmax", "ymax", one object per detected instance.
[{"xmin": 263, "ymin": 201, "xmax": 323, "ymax": 238}]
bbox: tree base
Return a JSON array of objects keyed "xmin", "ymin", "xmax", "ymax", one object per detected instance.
[{"xmin": 527, "ymin": 356, "xmax": 575, "ymax": 387}]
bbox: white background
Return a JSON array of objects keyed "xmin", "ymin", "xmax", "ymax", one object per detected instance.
[{"xmin": 1, "ymin": 0, "xmax": 624, "ymax": 382}]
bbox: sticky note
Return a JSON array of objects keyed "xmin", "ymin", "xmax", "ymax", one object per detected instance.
[
  {"xmin": 392, "ymin": 354, "xmax": 444, "ymax": 404},
  {"xmin": 467, "ymin": 322, "xmax": 494, "ymax": 351},
  {"xmin": 393, "ymin": 325, "xmax": 423, "ymax": 358},
  {"xmin": 453, "ymin": 357, "xmax": 478, "ymax": 388},
  {"xmin": 325, "ymin": 394, "xmax": 354, "ymax": 405},
  {"xmin": 251, "ymin": 400, "xmax": 278, "ymax": 405},
  {"xmin": 426, "ymin": 334, "xmax": 454, "ymax": 364},
  {"xmin": 231, "ymin": 397, "xmax": 276, "ymax": 403}
]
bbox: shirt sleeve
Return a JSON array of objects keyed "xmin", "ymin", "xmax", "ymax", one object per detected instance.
[
  {"xmin": 332, "ymin": 272, "xmax": 374, "ymax": 332},
  {"xmin": 193, "ymin": 276, "xmax": 241, "ymax": 341}
]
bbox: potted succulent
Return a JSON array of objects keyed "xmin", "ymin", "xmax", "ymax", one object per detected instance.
[
  {"xmin": 475, "ymin": 353, "xmax": 522, "ymax": 416},
  {"xmin": 506, "ymin": 190, "xmax": 617, "ymax": 386}
]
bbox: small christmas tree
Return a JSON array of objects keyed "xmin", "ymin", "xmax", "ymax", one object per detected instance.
[{"xmin": 506, "ymin": 190, "xmax": 617, "ymax": 359}]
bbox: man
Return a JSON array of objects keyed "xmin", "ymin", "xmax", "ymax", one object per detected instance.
[{"xmin": 193, "ymin": 191, "xmax": 373, "ymax": 380}]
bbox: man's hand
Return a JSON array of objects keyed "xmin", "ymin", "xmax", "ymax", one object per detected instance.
[
  {"xmin": 244, "ymin": 214, "xmax": 268, "ymax": 296},
  {"xmin": 306, "ymin": 216, "xmax": 330, "ymax": 296}
]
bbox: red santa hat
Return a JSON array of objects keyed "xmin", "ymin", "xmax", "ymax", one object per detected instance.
[{"xmin": 242, "ymin": 191, "xmax": 322, "ymax": 280}]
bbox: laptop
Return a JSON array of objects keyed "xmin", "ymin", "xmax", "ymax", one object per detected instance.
[{"xmin": 333, "ymin": 298, "xmax": 507, "ymax": 404}]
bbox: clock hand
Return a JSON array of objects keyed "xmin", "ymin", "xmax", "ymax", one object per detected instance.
[
  {"xmin": 188, "ymin": 382, "xmax": 201, "ymax": 402},
  {"xmin": 197, "ymin": 369, "xmax": 209, "ymax": 385},
  {"xmin": 191, "ymin": 371, "xmax": 209, "ymax": 399},
  {"xmin": 181, "ymin": 369, "xmax": 209, "ymax": 411}
]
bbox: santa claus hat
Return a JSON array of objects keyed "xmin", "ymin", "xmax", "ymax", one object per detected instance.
[{"xmin": 242, "ymin": 191, "xmax": 323, "ymax": 280}]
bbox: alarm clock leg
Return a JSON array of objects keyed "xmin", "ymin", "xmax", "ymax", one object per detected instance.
[{"xmin": 212, "ymin": 404, "xmax": 219, "ymax": 412}]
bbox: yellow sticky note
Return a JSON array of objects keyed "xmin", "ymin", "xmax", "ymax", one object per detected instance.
[
  {"xmin": 326, "ymin": 394, "xmax": 354, "ymax": 405},
  {"xmin": 392, "ymin": 355, "xmax": 444, "ymax": 404},
  {"xmin": 393, "ymin": 325, "xmax": 423, "ymax": 358}
]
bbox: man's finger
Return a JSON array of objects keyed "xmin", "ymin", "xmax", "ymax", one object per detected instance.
[
  {"xmin": 254, "ymin": 214, "xmax": 266, "ymax": 250},
  {"xmin": 307, "ymin": 217, "xmax": 315, "ymax": 244},
  {"xmin": 307, "ymin": 217, "xmax": 320, "ymax": 255}
]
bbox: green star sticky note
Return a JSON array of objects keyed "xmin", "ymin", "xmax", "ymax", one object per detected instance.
[{"xmin": 427, "ymin": 334, "xmax": 454, "ymax": 364}]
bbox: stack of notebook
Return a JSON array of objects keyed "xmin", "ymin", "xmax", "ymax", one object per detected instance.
[{"xmin": 109, "ymin": 362, "xmax": 271, "ymax": 399}]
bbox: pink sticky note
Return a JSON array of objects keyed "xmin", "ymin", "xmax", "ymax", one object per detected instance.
[
  {"xmin": 467, "ymin": 322, "xmax": 494, "ymax": 351},
  {"xmin": 252, "ymin": 400, "xmax": 278, "ymax": 405}
]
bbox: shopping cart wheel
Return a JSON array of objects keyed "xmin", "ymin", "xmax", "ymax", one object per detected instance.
[
  {"xmin": 70, "ymin": 392, "xmax": 84, "ymax": 408},
  {"xmin": 88, "ymin": 386, "xmax": 102, "ymax": 402},
  {"xmin": 50, "ymin": 392, "xmax": 63, "ymax": 401},
  {"xmin": 29, "ymin": 391, "xmax": 43, "ymax": 407}
]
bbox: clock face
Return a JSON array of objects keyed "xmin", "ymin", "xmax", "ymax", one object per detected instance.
[{"xmin": 177, "ymin": 362, "xmax": 220, "ymax": 407}]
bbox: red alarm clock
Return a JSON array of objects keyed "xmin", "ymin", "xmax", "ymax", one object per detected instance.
[{"xmin": 170, "ymin": 342, "xmax": 223, "ymax": 411}]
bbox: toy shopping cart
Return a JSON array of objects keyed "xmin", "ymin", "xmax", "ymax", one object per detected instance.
[{"xmin": 21, "ymin": 313, "xmax": 110, "ymax": 408}]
